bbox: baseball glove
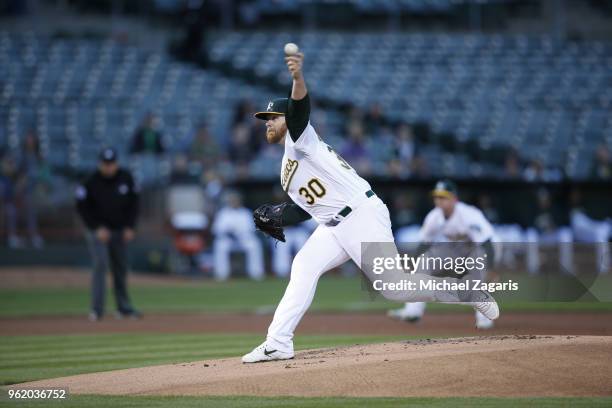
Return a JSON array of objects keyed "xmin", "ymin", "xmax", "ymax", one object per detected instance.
[{"xmin": 253, "ymin": 202, "xmax": 288, "ymax": 242}]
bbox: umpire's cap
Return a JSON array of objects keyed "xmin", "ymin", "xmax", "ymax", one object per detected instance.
[
  {"xmin": 254, "ymin": 98, "xmax": 288, "ymax": 120},
  {"xmin": 431, "ymin": 179, "xmax": 458, "ymax": 199},
  {"xmin": 99, "ymin": 147, "xmax": 118, "ymax": 163}
]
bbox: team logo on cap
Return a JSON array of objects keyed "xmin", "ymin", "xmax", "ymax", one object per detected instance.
[
  {"xmin": 435, "ymin": 181, "xmax": 445, "ymax": 191},
  {"xmin": 267, "ymin": 102, "xmax": 274, "ymax": 111}
]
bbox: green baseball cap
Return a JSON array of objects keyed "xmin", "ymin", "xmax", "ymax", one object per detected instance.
[
  {"xmin": 254, "ymin": 98, "xmax": 288, "ymax": 120},
  {"xmin": 431, "ymin": 179, "xmax": 458, "ymax": 198}
]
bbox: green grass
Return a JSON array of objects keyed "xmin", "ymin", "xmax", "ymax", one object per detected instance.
[
  {"xmin": 0, "ymin": 333, "xmax": 411, "ymax": 385},
  {"xmin": 1, "ymin": 276, "xmax": 611, "ymax": 318},
  {"xmin": 2, "ymin": 395, "xmax": 611, "ymax": 408},
  {"xmin": 0, "ymin": 277, "xmax": 363, "ymax": 317}
]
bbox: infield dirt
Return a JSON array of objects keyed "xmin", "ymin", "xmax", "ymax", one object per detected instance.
[{"xmin": 9, "ymin": 335, "xmax": 612, "ymax": 397}]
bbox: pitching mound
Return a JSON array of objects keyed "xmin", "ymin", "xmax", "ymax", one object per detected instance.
[{"xmin": 10, "ymin": 336, "xmax": 612, "ymax": 397}]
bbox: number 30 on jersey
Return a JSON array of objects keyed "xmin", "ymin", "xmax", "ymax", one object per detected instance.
[{"xmin": 299, "ymin": 178, "xmax": 326, "ymax": 205}]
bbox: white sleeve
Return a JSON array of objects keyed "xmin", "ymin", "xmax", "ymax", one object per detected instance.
[
  {"xmin": 419, "ymin": 211, "xmax": 437, "ymax": 242},
  {"xmin": 466, "ymin": 208, "xmax": 495, "ymax": 243},
  {"xmin": 290, "ymin": 123, "xmax": 319, "ymax": 154}
]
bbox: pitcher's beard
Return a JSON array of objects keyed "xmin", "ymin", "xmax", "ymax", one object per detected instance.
[{"xmin": 266, "ymin": 128, "xmax": 282, "ymax": 144}]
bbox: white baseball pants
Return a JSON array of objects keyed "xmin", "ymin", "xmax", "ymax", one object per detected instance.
[{"xmin": 266, "ymin": 196, "xmax": 467, "ymax": 353}]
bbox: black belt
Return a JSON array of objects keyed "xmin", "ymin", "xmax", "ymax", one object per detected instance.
[{"xmin": 326, "ymin": 190, "xmax": 375, "ymax": 227}]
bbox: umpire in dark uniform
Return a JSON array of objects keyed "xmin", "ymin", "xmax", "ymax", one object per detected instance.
[{"xmin": 76, "ymin": 147, "xmax": 141, "ymax": 321}]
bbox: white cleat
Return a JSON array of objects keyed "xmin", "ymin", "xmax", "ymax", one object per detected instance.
[
  {"xmin": 475, "ymin": 310, "xmax": 495, "ymax": 330},
  {"xmin": 471, "ymin": 291, "xmax": 500, "ymax": 321},
  {"xmin": 241, "ymin": 342, "xmax": 294, "ymax": 364},
  {"xmin": 476, "ymin": 318, "xmax": 495, "ymax": 330},
  {"xmin": 386, "ymin": 308, "xmax": 422, "ymax": 323}
]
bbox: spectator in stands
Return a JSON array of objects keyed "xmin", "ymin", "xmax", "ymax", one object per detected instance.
[
  {"xmin": 503, "ymin": 150, "xmax": 521, "ymax": 179},
  {"xmin": 388, "ymin": 123, "xmax": 421, "ymax": 178},
  {"xmin": 523, "ymin": 159, "xmax": 562, "ymax": 182},
  {"xmin": 76, "ymin": 147, "xmax": 141, "ymax": 321},
  {"xmin": 238, "ymin": 0, "xmax": 262, "ymax": 26},
  {"xmin": 0, "ymin": 152, "xmax": 20, "ymax": 248},
  {"xmin": 343, "ymin": 104, "xmax": 365, "ymax": 139},
  {"xmin": 523, "ymin": 159, "xmax": 545, "ymax": 182},
  {"xmin": 310, "ymin": 100, "xmax": 329, "ymax": 138},
  {"xmin": 129, "ymin": 113, "xmax": 165, "ymax": 155},
  {"xmin": 341, "ymin": 122, "xmax": 371, "ymax": 174},
  {"xmin": 410, "ymin": 155, "xmax": 429, "ymax": 179},
  {"xmin": 212, "ymin": 190, "xmax": 264, "ymax": 280},
  {"xmin": 364, "ymin": 103, "xmax": 385, "ymax": 136},
  {"xmin": 173, "ymin": 6, "xmax": 209, "ymax": 67},
  {"xmin": 233, "ymin": 99, "xmax": 256, "ymax": 124},
  {"xmin": 188, "ymin": 124, "xmax": 221, "ymax": 168},
  {"xmin": 375, "ymin": 125, "xmax": 396, "ymax": 151},
  {"xmin": 394, "ymin": 123, "xmax": 416, "ymax": 163},
  {"xmin": 232, "ymin": 99, "xmax": 264, "ymax": 159},
  {"xmin": 249, "ymin": 119, "xmax": 265, "ymax": 150},
  {"xmin": 590, "ymin": 144, "xmax": 611, "ymax": 180},
  {"xmin": 227, "ymin": 123, "xmax": 261, "ymax": 177},
  {"xmin": 170, "ymin": 154, "xmax": 198, "ymax": 184}
]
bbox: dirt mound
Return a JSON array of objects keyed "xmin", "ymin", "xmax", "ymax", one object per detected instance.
[{"xmin": 9, "ymin": 335, "xmax": 612, "ymax": 397}]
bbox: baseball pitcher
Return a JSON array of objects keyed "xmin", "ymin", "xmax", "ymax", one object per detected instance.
[{"xmin": 242, "ymin": 48, "xmax": 499, "ymax": 363}]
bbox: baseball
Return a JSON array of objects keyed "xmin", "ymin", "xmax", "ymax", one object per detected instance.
[{"xmin": 284, "ymin": 42, "xmax": 299, "ymax": 56}]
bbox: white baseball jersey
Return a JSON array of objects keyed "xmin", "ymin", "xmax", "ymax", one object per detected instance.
[
  {"xmin": 420, "ymin": 201, "xmax": 494, "ymax": 244},
  {"xmin": 280, "ymin": 122, "xmax": 372, "ymax": 225}
]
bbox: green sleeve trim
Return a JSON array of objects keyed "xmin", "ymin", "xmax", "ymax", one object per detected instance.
[
  {"xmin": 281, "ymin": 203, "xmax": 312, "ymax": 226},
  {"xmin": 286, "ymin": 93, "xmax": 311, "ymax": 142}
]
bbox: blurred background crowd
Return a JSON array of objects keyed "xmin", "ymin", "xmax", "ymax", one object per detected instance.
[{"xmin": 0, "ymin": 0, "xmax": 610, "ymax": 277}]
